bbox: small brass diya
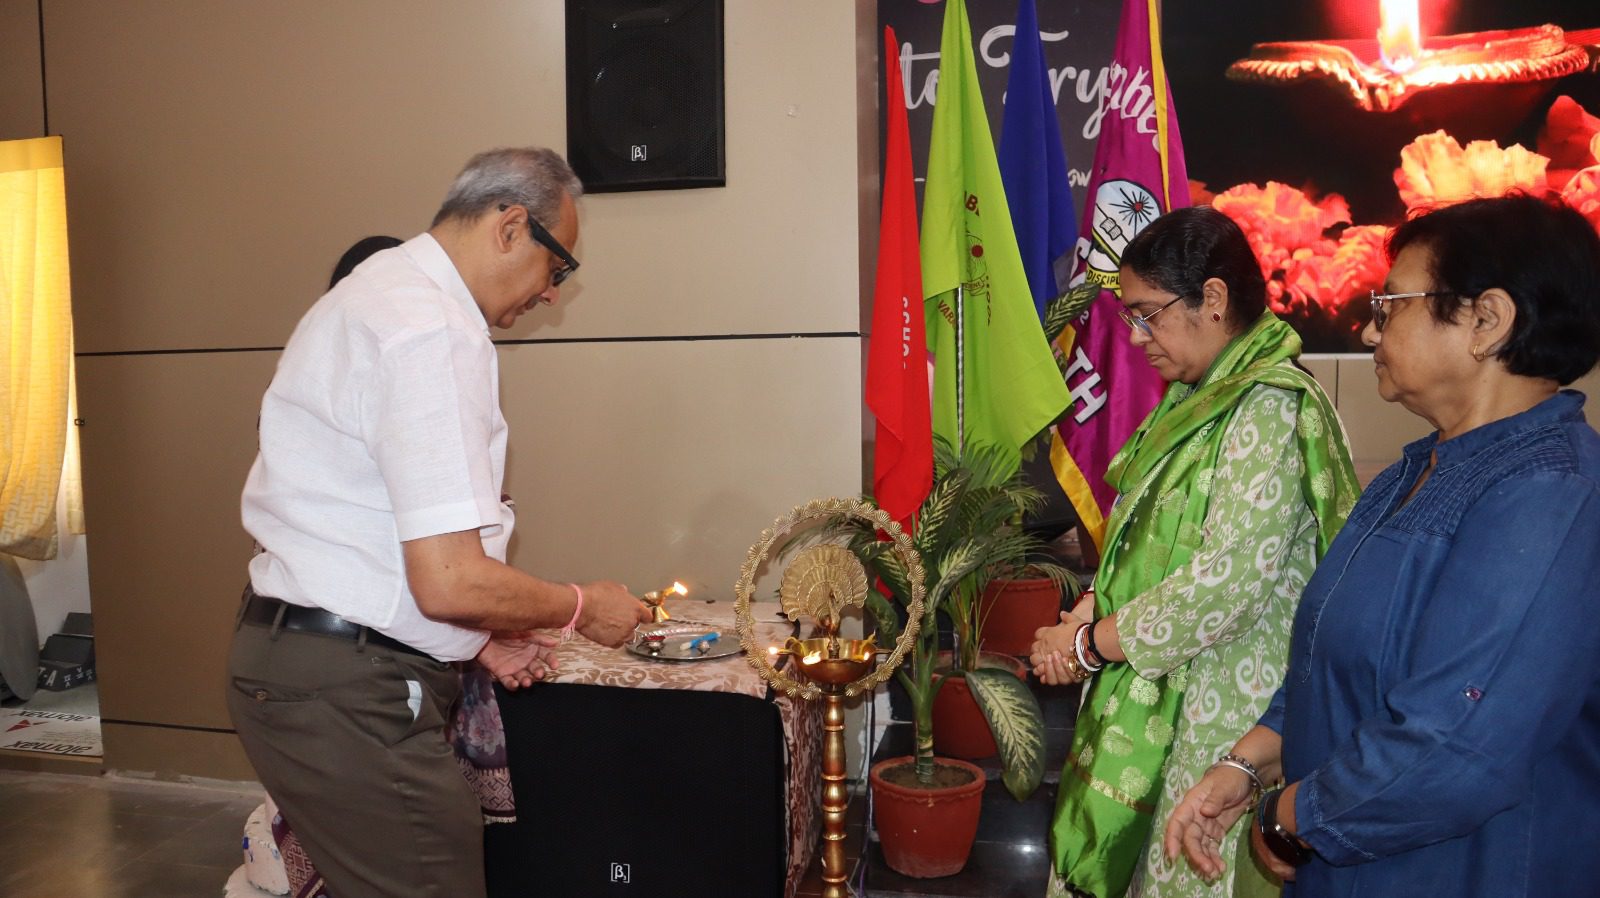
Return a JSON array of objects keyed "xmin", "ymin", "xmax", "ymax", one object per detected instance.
[{"xmin": 641, "ymin": 580, "xmax": 687, "ymax": 623}]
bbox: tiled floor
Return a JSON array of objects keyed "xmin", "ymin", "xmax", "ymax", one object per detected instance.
[{"xmin": 0, "ymin": 769, "xmax": 260, "ymax": 898}]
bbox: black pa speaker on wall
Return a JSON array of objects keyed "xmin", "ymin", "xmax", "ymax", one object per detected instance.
[{"xmin": 565, "ymin": 0, "xmax": 726, "ymax": 193}]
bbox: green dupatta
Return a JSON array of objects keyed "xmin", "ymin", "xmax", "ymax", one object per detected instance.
[{"xmin": 1050, "ymin": 312, "xmax": 1358, "ymax": 897}]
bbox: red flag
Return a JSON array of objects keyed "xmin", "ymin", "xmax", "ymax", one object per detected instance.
[{"xmin": 867, "ymin": 26, "xmax": 932, "ymax": 533}]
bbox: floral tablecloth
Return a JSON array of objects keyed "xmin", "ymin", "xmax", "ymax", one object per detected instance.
[{"xmin": 545, "ymin": 601, "xmax": 822, "ymax": 898}]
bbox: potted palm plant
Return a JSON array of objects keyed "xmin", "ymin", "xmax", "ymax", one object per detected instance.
[
  {"xmin": 973, "ymin": 284, "xmax": 1099, "ymax": 658},
  {"xmin": 816, "ymin": 437, "xmax": 1075, "ymax": 877},
  {"xmin": 921, "ymin": 442, "xmax": 1076, "ymax": 762},
  {"xmin": 934, "ymin": 541, "xmax": 1076, "ymax": 759}
]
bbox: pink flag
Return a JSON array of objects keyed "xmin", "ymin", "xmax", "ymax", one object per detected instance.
[{"xmin": 1049, "ymin": 0, "xmax": 1189, "ymax": 550}]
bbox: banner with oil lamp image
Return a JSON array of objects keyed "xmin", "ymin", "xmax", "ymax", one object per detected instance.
[
  {"xmin": 1166, "ymin": 0, "xmax": 1600, "ymax": 353},
  {"xmin": 883, "ymin": 0, "xmax": 1600, "ymax": 355}
]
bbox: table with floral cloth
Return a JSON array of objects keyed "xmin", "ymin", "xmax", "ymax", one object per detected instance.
[
  {"xmin": 494, "ymin": 601, "xmax": 824, "ymax": 898},
  {"xmin": 269, "ymin": 602, "xmax": 821, "ymax": 898}
]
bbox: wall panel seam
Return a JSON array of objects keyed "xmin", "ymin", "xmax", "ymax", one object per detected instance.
[{"xmin": 78, "ymin": 331, "xmax": 866, "ymax": 357}]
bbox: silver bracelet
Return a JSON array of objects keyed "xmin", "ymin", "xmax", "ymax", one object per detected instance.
[
  {"xmin": 1212, "ymin": 753, "xmax": 1264, "ymax": 796},
  {"xmin": 1072, "ymin": 623, "xmax": 1103, "ymax": 674}
]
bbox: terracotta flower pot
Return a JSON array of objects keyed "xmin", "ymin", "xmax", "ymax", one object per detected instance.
[
  {"xmin": 931, "ymin": 653, "xmax": 1028, "ymax": 759},
  {"xmin": 869, "ymin": 755, "xmax": 986, "ymax": 878},
  {"xmin": 977, "ymin": 576, "xmax": 1066, "ymax": 657}
]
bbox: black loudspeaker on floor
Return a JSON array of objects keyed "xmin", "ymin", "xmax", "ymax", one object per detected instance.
[{"xmin": 488, "ymin": 682, "xmax": 786, "ymax": 897}]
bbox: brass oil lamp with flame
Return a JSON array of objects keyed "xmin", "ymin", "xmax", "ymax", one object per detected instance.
[
  {"xmin": 1227, "ymin": 0, "xmax": 1599, "ymax": 153},
  {"xmin": 641, "ymin": 580, "xmax": 688, "ymax": 623},
  {"xmin": 735, "ymin": 498, "xmax": 924, "ymax": 898}
]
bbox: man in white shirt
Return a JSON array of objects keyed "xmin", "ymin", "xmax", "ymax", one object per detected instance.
[{"xmin": 228, "ymin": 147, "xmax": 651, "ymax": 898}]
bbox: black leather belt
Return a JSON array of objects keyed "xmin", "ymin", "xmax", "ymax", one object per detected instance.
[{"xmin": 239, "ymin": 590, "xmax": 428, "ymax": 658}]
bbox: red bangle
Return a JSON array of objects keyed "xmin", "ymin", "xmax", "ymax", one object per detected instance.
[
  {"xmin": 1084, "ymin": 618, "xmax": 1107, "ymax": 666},
  {"xmin": 560, "ymin": 583, "xmax": 584, "ymax": 642}
]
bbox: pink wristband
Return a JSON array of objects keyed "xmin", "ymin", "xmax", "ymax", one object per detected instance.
[{"xmin": 560, "ymin": 583, "xmax": 584, "ymax": 641}]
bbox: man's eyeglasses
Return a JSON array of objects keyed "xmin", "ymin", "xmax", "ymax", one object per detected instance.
[
  {"xmin": 1119, "ymin": 295, "xmax": 1188, "ymax": 337},
  {"xmin": 1368, "ymin": 290, "xmax": 1457, "ymax": 332},
  {"xmin": 499, "ymin": 203, "xmax": 579, "ymax": 286}
]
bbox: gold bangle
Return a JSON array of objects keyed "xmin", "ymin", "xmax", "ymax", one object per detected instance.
[{"xmin": 1060, "ymin": 645, "xmax": 1087, "ymax": 681}]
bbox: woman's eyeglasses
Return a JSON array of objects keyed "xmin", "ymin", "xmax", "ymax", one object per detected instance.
[
  {"xmin": 1368, "ymin": 290, "xmax": 1457, "ymax": 332},
  {"xmin": 1118, "ymin": 295, "xmax": 1188, "ymax": 337}
]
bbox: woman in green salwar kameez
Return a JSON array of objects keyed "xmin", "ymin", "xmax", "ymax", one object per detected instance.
[{"xmin": 1030, "ymin": 207, "xmax": 1360, "ymax": 898}]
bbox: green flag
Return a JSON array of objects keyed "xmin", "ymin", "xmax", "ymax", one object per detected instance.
[{"xmin": 921, "ymin": 0, "xmax": 1071, "ymax": 472}]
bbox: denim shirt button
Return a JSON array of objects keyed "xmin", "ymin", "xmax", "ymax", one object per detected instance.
[{"xmin": 1463, "ymin": 686, "xmax": 1483, "ymax": 702}]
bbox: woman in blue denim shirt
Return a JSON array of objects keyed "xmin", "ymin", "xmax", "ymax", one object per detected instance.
[{"xmin": 1159, "ymin": 194, "xmax": 1600, "ymax": 897}]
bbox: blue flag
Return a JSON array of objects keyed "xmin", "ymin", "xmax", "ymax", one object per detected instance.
[{"xmin": 998, "ymin": 0, "xmax": 1076, "ymax": 320}]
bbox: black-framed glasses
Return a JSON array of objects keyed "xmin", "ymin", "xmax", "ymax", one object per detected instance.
[
  {"xmin": 1118, "ymin": 295, "xmax": 1188, "ymax": 337},
  {"xmin": 499, "ymin": 203, "xmax": 579, "ymax": 286},
  {"xmin": 1368, "ymin": 290, "xmax": 1456, "ymax": 332}
]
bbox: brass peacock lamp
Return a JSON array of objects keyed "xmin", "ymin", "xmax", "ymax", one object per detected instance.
[{"xmin": 735, "ymin": 498, "xmax": 924, "ymax": 898}]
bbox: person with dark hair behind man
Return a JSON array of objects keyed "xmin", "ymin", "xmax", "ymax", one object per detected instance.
[
  {"xmin": 1032, "ymin": 206, "xmax": 1360, "ymax": 898},
  {"xmin": 1165, "ymin": 193, "xmax": 1600, "ymax": 897},
  {"xmin": 327, "ymin": 235, "xmax": 403, "ymax": 290},
  {"xmin": 228, "ymin": 148, "xmax": 652, "ymax": 898}
]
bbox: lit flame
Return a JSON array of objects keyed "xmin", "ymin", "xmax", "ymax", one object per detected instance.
[
  {"xmin": 1378, "ymin": 0, "xmax": 1423, "ymax": 73},
  {"xmin": 670, "ymin": 582, "xmax": 688, "ymax": 597},
  {"xmin": 802, "ymin": 652, "xmax": 823, "ymax": 665}
]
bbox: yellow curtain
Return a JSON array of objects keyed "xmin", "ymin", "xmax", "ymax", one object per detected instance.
[{"xmin": 0, "ymin": 136, "xmax": 80, "ymax": 560}]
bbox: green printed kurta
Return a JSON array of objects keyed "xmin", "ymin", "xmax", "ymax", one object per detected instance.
[
  {"xmin": 1050, "ymin": 314, "xmax": 1358, "ymax": 898},
  {"xmin": 1120, "ymin": 382, "xmax": 1317, "ymax": 897},
  {"xmin": 1048, "ymin": 331, "xmax": 1360, "ymax": 898},
  {"xmin": 1051, "ymin": 381, "xmax": 1319, "ymax": 898}
]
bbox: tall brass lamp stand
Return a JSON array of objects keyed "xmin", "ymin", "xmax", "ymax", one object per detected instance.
[{"xmin": 735, "ymin": 498, "xmax": 925, "ymax": 898}]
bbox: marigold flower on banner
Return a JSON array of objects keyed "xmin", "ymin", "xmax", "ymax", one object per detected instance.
[
  {"xmin": 1563, "ymin": 166, "xmax": 1600, "ymax": 232},
  {"xmin": 1265, "ymin": 278, "xmax": 1292, "ymax": 316},
  {"xmin": 1213, "ymin": 182, "xmax": 1352, "ymax": 280},
  {"xmin": 1281, "ymin": 225, "xmax": 1391, "ymax": 316},
  {"xmin": 1396, "ymin": 131, "xmax": 1550, "ymax": 212},
  {"xmin": 1537, "ymin": 96, "xmax": 1600, "ymax": 192}
]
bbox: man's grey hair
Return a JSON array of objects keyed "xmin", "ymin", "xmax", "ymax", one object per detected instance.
[{"xmin": 431, "ymin": 147, "xmax": 584, "ymax": 228}]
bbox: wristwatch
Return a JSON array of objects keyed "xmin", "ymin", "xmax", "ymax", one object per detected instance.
[{"xmin": 1256, "ymin": 787, "xmax": 1313, "ymax": 867}]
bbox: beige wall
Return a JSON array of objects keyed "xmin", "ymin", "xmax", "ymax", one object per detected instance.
[
  {"xmin": 1305, "ymin": 359, "xmax": 1600, "ymax": 483},
  {"xmin": 50, "ymin": 2, "xmax": 860, "ymax": 354},
  {"xmin": 18, "ymin": 0, "xmax": 1600, "ymax": 782},
  {"xmin": 0, "ymin": 0, "xmax": 42, "ymax": 142},
  {"xmin": 37, "ymin": 0, "xmax": 867, "ymax": 779}
]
